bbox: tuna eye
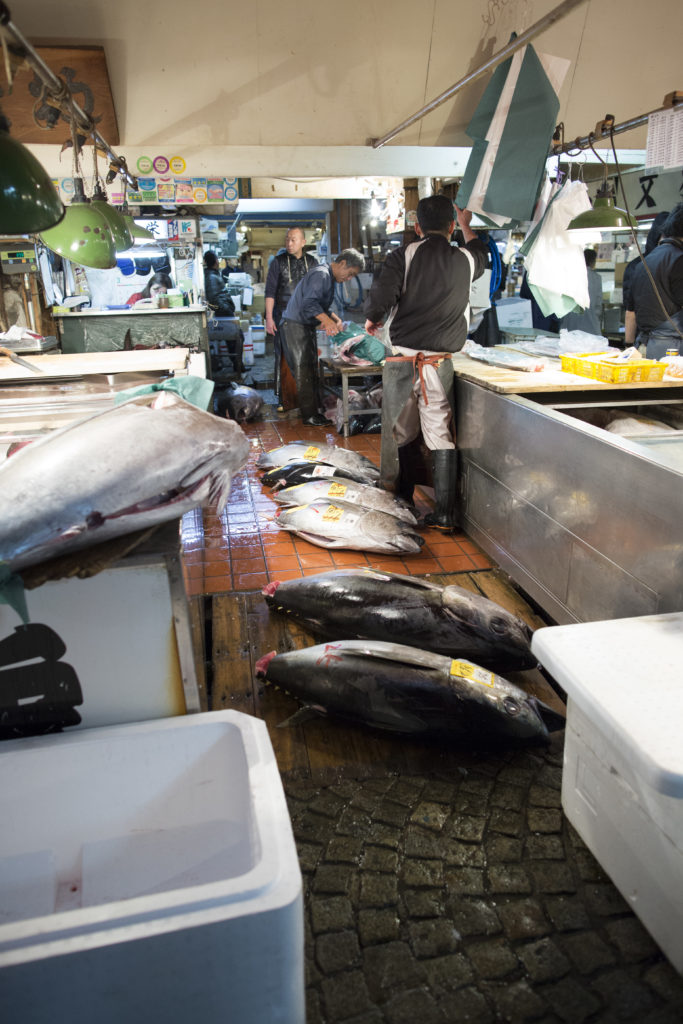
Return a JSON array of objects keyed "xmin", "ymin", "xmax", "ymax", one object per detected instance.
[
  {"xmin": 503, "ymin": 696, "xmax": 521, "ymax": 716},
  {"xmin": 489, "ymin": 616, "xmax": 508, "ymax": 635}
]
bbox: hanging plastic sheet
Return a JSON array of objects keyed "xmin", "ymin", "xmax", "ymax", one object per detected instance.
[
  {"xmin": 520, "ymin": 181, "xmax": 593, "ymax": 318},
  {"xmin": 456, "ymin": 40, "xmax": 569, "ymax": 227}
]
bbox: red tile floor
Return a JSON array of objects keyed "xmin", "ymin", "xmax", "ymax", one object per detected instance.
[{"xmin": 180, "ymin": 413, "xmax": 493, "ymax": 597}]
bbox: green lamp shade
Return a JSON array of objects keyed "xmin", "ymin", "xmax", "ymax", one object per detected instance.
[
  {"xmin": 122, "ymin": 214, "xmax": 155, "ymax": 241},
  {"xmin": 568, "ymin": 195, "xmax": 634, "ymax": 234},
  {"xmin": 40, "ymin": 199, "xmax": 117, "ymax": 269},
  {"xmin": 0, "ymin": 125, "xmax": 65, "ymax": 234},
  {"xmin": 90, "ymin": 199, "xmax": 133, "ymax": 251}
]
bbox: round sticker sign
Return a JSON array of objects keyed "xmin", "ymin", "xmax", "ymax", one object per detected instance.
[
  {"xmin": 169, "ymin": 156, "xmax": 186, "ymax": 174},
  {"xmin": 153, "ymin": 155, "xmax": 170, "ymax": 174},
  {"xmin": 193, "ymin": 188, "xmax": 207, "ymax": 203},
  {"xmin": 137, "ymin": 156, "xmax": 153, "ymax": 174}
]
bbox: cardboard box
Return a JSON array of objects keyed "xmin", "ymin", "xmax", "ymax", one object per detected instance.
[{"xmin": 0, "ymin": 711, "xmax": 304, "ymax": 1023}]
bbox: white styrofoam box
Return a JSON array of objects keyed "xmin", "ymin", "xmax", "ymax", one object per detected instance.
[
  {"xmin": 532, "ymin": 613, "xmax": 683, "ymax": 973},
  {"xmin": 0, "ymin": 711, "xmax": 304, "ymax": 1023}
]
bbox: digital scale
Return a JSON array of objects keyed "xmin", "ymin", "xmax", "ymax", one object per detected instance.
[{"xmin": 0, "ymin": 243, "xmax": 38, "ymax": 274}]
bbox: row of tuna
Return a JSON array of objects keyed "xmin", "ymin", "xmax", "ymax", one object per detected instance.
[
  {"xmin": 257, "ymin": 568, "xmax": 564, "ymax": 744},
  {"xmin": 257, "ymin": 441, "xmax": 424, "ymax": 553}
]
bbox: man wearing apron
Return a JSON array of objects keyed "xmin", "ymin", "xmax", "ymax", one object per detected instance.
[
  {"xmin": 364, "ymin": 196, "xmax": 487, "ymax": 531},
  {"xmin": 265, "ymin": 228, "xmax": 318, "ymax": 408}
]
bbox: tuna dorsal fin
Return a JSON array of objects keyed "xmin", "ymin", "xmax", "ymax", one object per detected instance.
[
  {"xmin": 361, "ymin": 568, "xmax": 442, "ymax": 592},
  {"xmin": 276, "ymin": 704, "xmax": 327, "ymax": 728}
]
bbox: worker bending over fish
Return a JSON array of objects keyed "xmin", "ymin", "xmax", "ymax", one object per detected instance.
[
  {"xmin": 364, "ymin": 196, "xmax": 487, "ymax": 531},
  {"xmin": 279, "ymin": 249, "xmax": 365, "ymax": 426}
]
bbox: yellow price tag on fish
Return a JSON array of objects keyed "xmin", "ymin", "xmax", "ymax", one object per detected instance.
[
  {"xmin": 327, "ymin": 482, "xmax": 347, "ymax": 497},
  {"xmin": 322, "ymin": 504, "xmax": 344, "ymax": 521},
  {"xmin": 450, "ymin": 660, "xmax": 494, "ymax": 687},
  {"xmin": 303, "ymin": 446, "xmax": 321, "ymax": 461}
]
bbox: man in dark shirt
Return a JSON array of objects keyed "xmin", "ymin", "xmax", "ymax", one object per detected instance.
[
  {"xmin": 364, "ymin": 195, "xmax": 488, "ymax": 530},
  {"xmin": 279, "ymin": 249, "xmax": 365, "ymax": 426},
  {"xmin": 625, "ymin": 204, "xmax": 683, "ymax": 358},
  {"xmin": 265, "ymin": 228, "xmax": 318, "ymax": 407}
]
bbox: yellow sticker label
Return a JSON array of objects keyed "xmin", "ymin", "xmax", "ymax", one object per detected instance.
[
  {"xmin": 450, "ymin": 660, "xmax": 495, "ymax": 687},
  {"xmin": 322, "ymin": 504, "xmax": 344, "ymax": 522},
  {"xmin": 304, "ymin": 446, "xmax": 321, "ymax": 461},
  {"xmin": 327, "ymin": 482, "xmax": 347, "ymax": 497}
]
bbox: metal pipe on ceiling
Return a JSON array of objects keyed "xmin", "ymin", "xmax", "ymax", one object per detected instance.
[
  {"xmin": 0, "ymin": 0, "xmax": 138, "ymax": 189},
  {"xmin": 369, "ymin": 0, "xmax": 589, "ymax": 149},
  {"xmin": 552, "ymin": 93, "xmax": 682, "ymax": 155}
]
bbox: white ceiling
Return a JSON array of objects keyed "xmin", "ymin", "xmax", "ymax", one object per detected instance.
[{"xmin": 13, "ymin": 0, "xmax": 682, "ymax": 178}]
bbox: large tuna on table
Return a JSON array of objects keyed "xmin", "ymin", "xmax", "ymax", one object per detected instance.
[
  {"xmin": 0, "ymin": 392, "xmax": 250, "ymax": 572},
  {"xmin": 257, "ymin": 441, "xmax": 379, "ymax": 483},
  {"xmin": 262, "ymin": 568, "xmax": 536, "ymax": 673},
  {"xmin": 271, "ymin": 501, "xmax": 424, "ymax": 554},
  {"xmin": 255, "ymin": 640, "xmax": 562, "ymax": 742}
]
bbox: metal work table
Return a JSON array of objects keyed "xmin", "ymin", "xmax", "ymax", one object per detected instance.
[{"xmin": 320, "ymin": 358, "xmax": 383, "ymax": 437}]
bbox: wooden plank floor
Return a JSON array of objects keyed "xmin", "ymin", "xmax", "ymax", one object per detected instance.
[{"xmin": 210, "ymin": 569, "xmax": 566, "ymax": 785}]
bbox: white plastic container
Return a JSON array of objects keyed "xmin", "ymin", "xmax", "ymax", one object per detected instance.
[
  {"xmin": 242, "ymin": 326, "xmax": 254, "ymax": 367},
  {"xmin": 0, "ymin": 711, "xmax": 304, "ymax": 1022},
  {"xmin": 251, "ymin": 325, "xmax": 266, "ymax": 356},
  {"xmin": 532, "ymin": 613, "xmax": 683, "ymax": 973}
]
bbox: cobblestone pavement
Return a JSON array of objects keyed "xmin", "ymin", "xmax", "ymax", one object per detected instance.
[{"xmin": 284, "ymin": 734, "xmax": 683, "ymax": 1024}]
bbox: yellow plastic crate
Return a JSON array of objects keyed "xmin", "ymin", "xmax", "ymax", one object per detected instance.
[{"xmin": 560, "ymin": 352, "xmax": 665, "ymax": 384}]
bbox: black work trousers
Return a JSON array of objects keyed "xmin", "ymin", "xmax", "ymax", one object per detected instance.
[{"xmin": 278, "ymin": 318, "xmax": 321, "ymax": 420}]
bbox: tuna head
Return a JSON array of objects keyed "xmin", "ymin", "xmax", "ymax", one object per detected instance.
[{"xmin": 442, "ymin": 585, "xmax": 536, "ymax": 671}]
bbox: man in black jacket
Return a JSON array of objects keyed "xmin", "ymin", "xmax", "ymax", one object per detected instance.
[{"xmin": 364, "ymin": 195, "xmax": 487, "ymax": 531}]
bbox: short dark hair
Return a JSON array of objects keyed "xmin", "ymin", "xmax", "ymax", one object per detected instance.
[
  {"xmin": 416, "ymin": 194, "xmax": 455, "ymax": 233},
  {"xmin": 334, "ymin": 248, "xmax": 365, "ymax": 270},
  {"xmin": 584, "ymin": 249, "xmax": 597, "ymax": 269},
  {"xmin": 204, "ymin": 250, "xmax": 219, "ymax": 269},
  {"xmin": 661, "ymin": 203, "xmax": 683, "ymax": 240}
]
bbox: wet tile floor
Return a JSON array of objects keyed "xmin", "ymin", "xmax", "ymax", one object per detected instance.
[{"xmin": 180, "ymin": 413, "xmax": 493, "ymax": 597}]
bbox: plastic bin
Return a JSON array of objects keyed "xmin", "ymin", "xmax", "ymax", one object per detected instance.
[
  {"xmin": 560, "ymin": 352, "xmax": 665, "ymax": 383},
  {"xmin": 0, "ymin": 711, "xmax": 304, "ymax": 1022},
  {"xmin": 531, "ymin": 614, "xmax": 683, "ymax": 972}
]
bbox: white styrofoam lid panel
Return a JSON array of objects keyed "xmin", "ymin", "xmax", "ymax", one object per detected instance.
[{"xmin": 532, "ymin": 612, "xmax": 683, "ymax": 796}]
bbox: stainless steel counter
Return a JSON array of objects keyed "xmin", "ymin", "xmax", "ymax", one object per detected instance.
[{"xmin": 456, "ymin": 377, "xmax": 683, "ymax": 624}]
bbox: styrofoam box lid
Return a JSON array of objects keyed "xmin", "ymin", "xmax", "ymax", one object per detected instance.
[{"xmin": 532, "ymin": 613, "xmax": 683, "ymax": 797}]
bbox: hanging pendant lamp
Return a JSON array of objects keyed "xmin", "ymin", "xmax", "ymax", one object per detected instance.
[
  {"xmin": 121, "ymin": 212, "xmax": 155, "ymax": 242},
  {"xmin": 40, "ymin": 176, "xmax": 117, "ymax": 269},
  {"xmin": 0, "ymin": 113, "xmax": 65, "ymax": 234},
  {"xmin": 568, "ymin": 180, "xmax": 635, "ymax": 236},
  {"xmin": 90, "ymin": 182, "xmax": 133, "ymax": 251}
]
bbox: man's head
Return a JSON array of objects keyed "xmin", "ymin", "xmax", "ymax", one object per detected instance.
[
  {"xmin": 331, "ymin": 248, "xmax": 365, "ymax": 282},
  {"xmin": 584, "ymin": 249, "xmax": 597, "ymax": 269},
  {"xmin": 416, "ymin": 195, "xmax": 456, "ymax": 238},
  {"xmin": 285, "ymin": 228, "xmax": 307, "ymax": 258},
  {"xmin": 661, "ymin": 203, "xmax": 683, "ymax": 241},
  {"xmin": 203, "ymin": 250, "xmax": 218, "ymax": 270}
]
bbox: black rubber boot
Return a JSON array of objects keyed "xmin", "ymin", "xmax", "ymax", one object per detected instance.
[
  {"xmin": 422, "ymin": 448, "xmax": 459, "ymax": 531},
  {"xmin": 395, "ymin": 443, "xmax": 416, "ymax": 506}
]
